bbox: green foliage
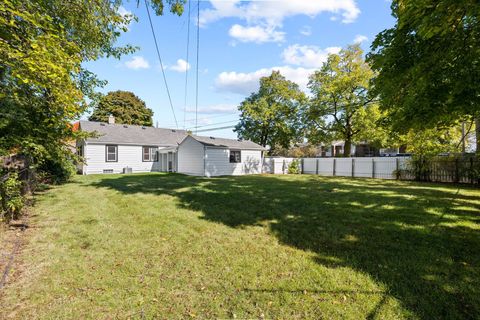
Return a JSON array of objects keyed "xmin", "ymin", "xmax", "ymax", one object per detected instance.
[
  {"xmin": 38, "ymin": 157, "xmax": 76, "ymax": 185},
  {"xmin": 89, "ymin": 91, "xmax": 154, "ymax": 126},
  {"xmin": 0, "ymin": 0, "xmax": 182, "ymax": 183},
  {"xmin": 367, "ymin": 0, "xmax": 480, "ymax": 139},
  {"xmin": 277, "ymin": 144, "xmax": 318, "ymax": 158},
  {"xmin": 235, "ymin": 71, "xmax": 307, "ymax": 154},
  {"xmin": 305, "ymin": 45, "xmax": 388, "ymax": 157},
  {"xmin": 398, "ymin": 125, "xmax": 464, "ymax": 155},
  {"xmin": 0, "ymin": 172, "xmax": 24, "ymax": 221},
  {"xmin": 287, "ymin": 159, "xmax": 301, "ymax": 174}
]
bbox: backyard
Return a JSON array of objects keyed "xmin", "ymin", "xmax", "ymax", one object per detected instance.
[{"xmin": 0, "ymin": 173, "xmax": 479, "ymax": 319}]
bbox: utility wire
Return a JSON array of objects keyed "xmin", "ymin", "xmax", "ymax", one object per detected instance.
[
  {"xmin": 195, "ymin": 125, "xmax": 236, "ymax": 133},
  {"xmin": 144, "ymin": 0, "xmax": 178, "ymax": 128},
  {"xmin": 183, "ymin": 0, "xmax": 191, "ymax": 130},
  {"xmin": 184, "ymin": 112, "xmax": 238, "ymax": 123},
  {"xmin": 186, "ymin": 119, "xmax": 238, "ymax": 130},
  {"xmin": 162, "ymin": 113, "xmax": 239, "ymax": 128},
  {"xmin": 195, "ymin": 0, "xmax": 200, "ymax": 134}
]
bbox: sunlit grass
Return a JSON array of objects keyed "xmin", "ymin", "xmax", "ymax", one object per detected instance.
[{"xmin": 0, "ymin": 173, "xmax": 479, "ymax": 319}]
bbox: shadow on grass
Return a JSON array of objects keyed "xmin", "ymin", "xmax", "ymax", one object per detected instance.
[{"xmin": 89, "ymin": 173, "xmax": 480, "ymax": 319}]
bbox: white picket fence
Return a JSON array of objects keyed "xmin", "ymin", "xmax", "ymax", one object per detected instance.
[{"xmin": 264, "ymin": 157, "xmax": 410, "ymax": 180}]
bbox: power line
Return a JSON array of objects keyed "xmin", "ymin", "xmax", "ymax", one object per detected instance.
[
  {"xmin": 183, "ymin": 112, "xmax": 238, "ymax": 123},
  {"xmin": 194, "ymin": 0, "xmax": 200, "ymax": 134},
  {"xmin": 186, "ymin": 119, "xmax": 238, "ymax": 130},
  {"xmin": 161, "ymin": 113, "xmax": 239, "ymax": 128},
  {"xmin": 183, "ymin": 0, "xmax": 191, "ymax": 130},
  {"xmin": 144, "ymin": 0, "xmax": 178, "ymax": 128},
  {"xmin": 195, "ymin": 125, "xmax": 236, "ymax": 133}
]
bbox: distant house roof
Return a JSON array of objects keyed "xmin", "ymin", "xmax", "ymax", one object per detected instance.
[
  {"xmin": 186, "ymin": 135, "xmax": 266, "ymax": 151},
  {"xmin": 79, "ymin": 121, "xmax": 188, "ymax": 146}
]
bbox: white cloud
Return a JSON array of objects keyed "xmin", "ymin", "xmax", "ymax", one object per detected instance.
[
  {"xmin": 215, "ymin": 66, "xmax": 316, "ymax": 95},
  {"xmin": 118, "ymin": 5, "xmax": 132, "ymax": 17},
  {"xmin": 185, "ymin": 104, "xmax": 238, "ymax": 114},
  {"xmin": 229, "ymin": 24, "xmax": 285, "ymax": 43},
  {"xmin": 117, "ymin": 6, "xmax": 133, "ymax": 31},
  {"xmin": 169, "ymin": 59, "xmax": 191, "ymax": 72},
  {"xmin": 200, "ymin": 0, "xmax": 360, "ymax": 26},
  {"xmin": 354, "ymin": 34, "xmax": 368, "ymax": 43},
  {"xmin": 125, "ymin": 56, "xmax": 150, "ymax": 70},
  {"xmin": 282, "ymin": 45, "xmax": 341, "ymax": 68},
  {"xmin": 300, "ymin": 26, "xmax": 312, "ymax": 36},
  {"xmin": 200, "ymin": 0, "xmax": 360, "ymax": 43}
]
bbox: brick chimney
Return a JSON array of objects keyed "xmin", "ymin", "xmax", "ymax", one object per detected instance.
[{"xmin": 108, "ymin": 114, "xmax": 115, "ymax": 124}]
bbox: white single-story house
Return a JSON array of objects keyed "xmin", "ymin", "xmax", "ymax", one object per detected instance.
[
  {"xmin": 76, "ymin": 117, "xmax": 265, "ymax": 176},
  {"xmin": 177, "ymin": 135, "xmax": 265, "ymax": 177}
]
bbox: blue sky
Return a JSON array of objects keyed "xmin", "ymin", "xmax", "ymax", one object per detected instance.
[{"xmin": 84, "ymin": 0, "xmax": 395, "ymax": 138}]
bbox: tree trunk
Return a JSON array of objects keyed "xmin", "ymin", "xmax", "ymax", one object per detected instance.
[
  {"xmin": 476, "ymin": 117, "xmax": 480, "ymax": 154},
  {"xmin": 344, "ymin": 138, "xmax": 352, "ymax": 158}
]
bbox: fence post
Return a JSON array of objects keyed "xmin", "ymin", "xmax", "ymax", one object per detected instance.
[
  {"xmin": 454, "ymin": 158, "xmax": 459, "ymax": 183},
  {"xmin": 315, "ymin": 158, "xmax": 319, "ymax": 175},
  {"xmin": 351, "ymin": 158, "xmax": 355, "ymax": 178},
  {"xmin": 372, "ymin": 158, "xmax": 375, "ymax": 178},
  {"xmin": 301, "ymin": 158, "xmax": 304, "ymax": 174},
  {"xmin": 470, "ymin": 157, "xmax": 474, "ymax": 184},
  {"xmin": 333, "ymin": 158, "xmax": 336, "ymax": 176},
  {"xmin": 396, "ymin": 157, "xmax": 400, "ymax": 180}
]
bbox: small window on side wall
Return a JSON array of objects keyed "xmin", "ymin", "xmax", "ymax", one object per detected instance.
[
  {"xmin": 229, "ymin": 150, "xmax": 241, "ymax": 163},
  {"xmin": 106, "ymin": 145, "xmax": 117, "ymax": 162}
]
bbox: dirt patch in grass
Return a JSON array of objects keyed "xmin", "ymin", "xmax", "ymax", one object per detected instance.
[{"xmin": 0, "ymin": 215, "xmax": 32, "ymax": 293}]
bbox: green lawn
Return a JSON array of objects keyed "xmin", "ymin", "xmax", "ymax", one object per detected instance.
[{"xmin": 0, "ymin": 173, "xmax": 479, "ymax": 319}]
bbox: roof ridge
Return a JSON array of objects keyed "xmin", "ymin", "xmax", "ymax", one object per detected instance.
[{"xmin": 79, "ymin": 120, "xmax": 186, "ymax": 132}]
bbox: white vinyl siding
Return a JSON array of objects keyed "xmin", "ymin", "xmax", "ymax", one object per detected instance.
[
  {"xmin": 83, "ymin": 144, "xmax": 164, "ymax": 174},
  {"xmin": 177, "ymin": 136, "xmax": 205, "ymax": 176},
  {"xmin": 205, "ymin": 148, "xmax": 262, "ymax": 177}
]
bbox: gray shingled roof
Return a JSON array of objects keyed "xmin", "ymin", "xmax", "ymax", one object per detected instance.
[
  {"xmin": 188, "ymin": 135, "xmax": 266, "ymax": 150},
  {"xmin": 80, "ymin": 121, "xmax": 188, "ymax": 146}
]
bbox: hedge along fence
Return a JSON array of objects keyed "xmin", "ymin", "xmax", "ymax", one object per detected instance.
[{"xmin": 264, "ymin": 156, "xmax": 480, "ymax": 185}]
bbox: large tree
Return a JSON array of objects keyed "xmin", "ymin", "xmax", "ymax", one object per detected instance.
[
  {"xmin": 0, "ymin": 0, "xmax": 183, "ymax": 176},
  {"xmin": 234, "ymin": 71, "xmax": 306, "ymax": 154},
  {"xmin": 305, "ymin": 45, "xmax": 385, "ymax": 157},
  {"xmin": 367, "ymin": 0, "xmax": 480, "ymax": 152},
  {"xmin": 89, "ymin": 91, "xmax": 153, "ymax": 126}
]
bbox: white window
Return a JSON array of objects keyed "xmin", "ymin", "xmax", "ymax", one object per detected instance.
[
  {"xmin": 142, "ymin": 146, "xmax": 158, "ymax": 162},
  {"xmin": 106, "ymin": 145, "xmax": 117, "ymax": 162}
]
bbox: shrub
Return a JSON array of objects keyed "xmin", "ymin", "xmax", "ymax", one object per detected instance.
[
  {"xmin": 288, "ymin": 159, "xmax": 301, "ymax": 174},
  {"xmin": 408, "ymin": 155, "xmax": 433, "ymax": 181},
  {"xmin": 37, "ymin": 157, "xmax": 76, "ymax": 184},
  {"xmin": 0, "ymin": 172, "xmax": 25, "ymax": 222}
]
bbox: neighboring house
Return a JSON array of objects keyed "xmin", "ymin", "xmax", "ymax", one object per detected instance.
[
  {"xmin": 177, "ymin": 135, "xmax": 265, "ymax": 177},
  {"xmin": 76, "ymin": 117, "xmax": 265, "ymax": 176},
  {"xmin": 318, "ymin": 141, "xmax": 380, "ymax": 157}
]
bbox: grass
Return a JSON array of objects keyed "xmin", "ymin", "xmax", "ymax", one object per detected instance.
[{"xmin": 0, "ymin": 173, "xmax": 479, "ymax": 319}]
